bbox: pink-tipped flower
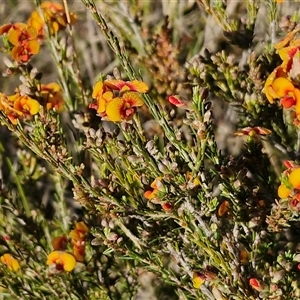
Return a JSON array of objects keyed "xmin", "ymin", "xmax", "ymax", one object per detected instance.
[
  {"xmin": 284, "ymin": 160, "xmax": 296, "ymax": 169},
  {"xmin": 234, "ymin": 126, "xmax": 272, "ymax": 136},
  {"xmin": 168, "ymin": 95, "xmax": 191, "ymax": 110}
]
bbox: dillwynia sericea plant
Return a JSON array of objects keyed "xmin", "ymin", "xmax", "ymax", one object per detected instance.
[{"xmin": 1, "ymin": 0, "xmax": 300, "ymax": 300}]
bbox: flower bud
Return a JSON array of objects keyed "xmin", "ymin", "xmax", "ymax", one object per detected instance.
[
  {"xmin": 249, "ymin": 278, "xmax": 265, "ymax": 292},
  {"xmin": 161, "ymin": 203, "xmax": 172, "ymax": 211},
  {"xmin": 107, "ymin": 232, "xmax": 119, "ymax": 241}
]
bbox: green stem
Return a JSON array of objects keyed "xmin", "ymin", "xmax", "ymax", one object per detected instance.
[{"xmin": 4, "ymin": 154, "xmax": 31, "ymax": 217}]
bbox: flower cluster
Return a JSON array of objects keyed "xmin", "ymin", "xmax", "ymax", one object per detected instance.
[
  {"xmin": 47, "ymin": 222, "xmax": 88, "ymax": 272},
  {"xmin": 0, "ymin": 2, "xmax": 77, "ymax": 63},
  {"xmin": 277, "ymin": 161, "xmax": 300, "ymax": 208},
  {"xmin": 28, "ymin": 1, "xmax": 77, "ymax": 37},
  {"xmin": 90, "ymin": 79, "xmax": 149, "ymax": 122},
  {"xmin": 0, "ymin": 253, "xmax": 20, "ymax": 272},
  {"xmin": 263, "ymin": 29, "xmax": 300, "ymax": 125},
  {"xmin": 39, "ymin": 82, "xmax": 64, "ymax": 111},
  {"xmin": 0, "ymin": 81, "xmax": 64, "ymax": 124},
  {"xmin": 0, "ymin": 92, "xmax": 40, "ymax": 124}
]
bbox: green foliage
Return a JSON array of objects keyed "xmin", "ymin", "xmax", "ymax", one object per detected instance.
[{"xmin": 1, "ymin": 1, "xmax": 300, "ymax": 300}]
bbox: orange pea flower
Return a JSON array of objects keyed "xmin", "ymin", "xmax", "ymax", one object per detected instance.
[
  {"xmin": 278, "ymin": 183, "xmax": 291, "ymax": 199},
  {"xmin": 275, "ymin": 160, "xmax": 300, "ymax": 206},
  {"xmin": 0, "ymin": 22, "xmax": 39, "ymax": 63},
  {"xmin": 69, "ymin": 221, "xmax": 88, "ymax": 243},
  {"xmin": 39, "ymin": 82, "xmax": 64, "ymax": 110},
  {"xmin": 47, "ymin": 250, "xmax": 76, "ymax": 272},
  {"xmin": 51, "ymin": 235, "xmax": 68, "ymax": 250},
  {"xmin": 76, "ymin": 221, "xmax": 89, "ymax": 233},
  {"xmin": 0, "ymin": 93, "xmax": 17, "ymax": 124},
  {"xmin": 277, "ymin": 163, "xmax": 300, "ymax": 202},
  {"xmin": 105, "ymin": 92, "xmax": 144, "ymax": 122},
  {"xmin": 272, "ymin": 77, "xmax": 296, "ymax": 98},
  {"xmin": 274, "ymin": 28, "xmax": 300, "ymax": 51},
  {"xmin": 13, "ymin": 94, "xmax": 40, "ymax": 116},
  {"xmin": 265, "ymin": 75, "xmax": 300, "ymax": 113},
  {"xmin": 7, "ymin": 23, "xmax": 38, "ymax": 46},
  {"xmin": 289, "ymin": 168, "xmax": 300, "ymax": 189},
  {"xmin": 144, "ymin": 177, "xmax": 163, "ymax": 200},
  {"xmin": 72, "ymin": 244, "xmax": 85, "ymax": 262},
  {"xmin": 186, "ymin": 171, "xmax": 201, "ymax": 187},
  {"xmin": 0, "ymin": 92, "xmax": 40, "ymax": 124},
  {"xmin": 104, "ymin": 79, "xmax": 149, "ymax": 93},
  {"xmin": 0, "ymin": 24, "xmax": 13, "ymax": 35},
  {"xmin": 92, "ymin": 81, "xmax": 109, "ymax": 100},
  {"xmin": 90, "ymin": 79, "xmax": 148, "ymax": 121},
  {"xmin": 277, "ymin": 40, "xmax": 300, "ymax": 62},
  {"xmin": 27, "ymin": 11, "xmax": 45, "ymax": 39},
  {"xmin": 265, "ymin": 33, "xmax": 300, "ymax": 120},
  {"xmin": 91, "ymin": 81, "xmax": 114, "ymax": 116},
  {"xmin": 69, "ymin": 222, "xmax": 88, "ymax": 262},
  {"xmin": 28, "ymin": 1, "xmax": 77, "ymax": 37},
  {"xmin": 41, "ymin": 1, "xmax": 77, "ymax": 29},
  {"xmin": 263, "ymin": 65, "xmax": 288, "ymax": 104},
  {"xmin": 6, "ymin": 23, "xmax": 40, "ymax": 63},
  {"xmin": 0, "ymin": 253, "xmax": 20, "ymax": 271},
  {"xmin": 10, "ymin": 43, "xmax": 39, "ymax": 63},
  {"xmin": 192, "ymin": 272, "xmax": 206, "ymax": 289}
]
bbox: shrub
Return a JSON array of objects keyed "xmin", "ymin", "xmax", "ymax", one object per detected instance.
[{"xmin": 0, "ymin": 1, "xmax": 300, "ymax": 299}]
